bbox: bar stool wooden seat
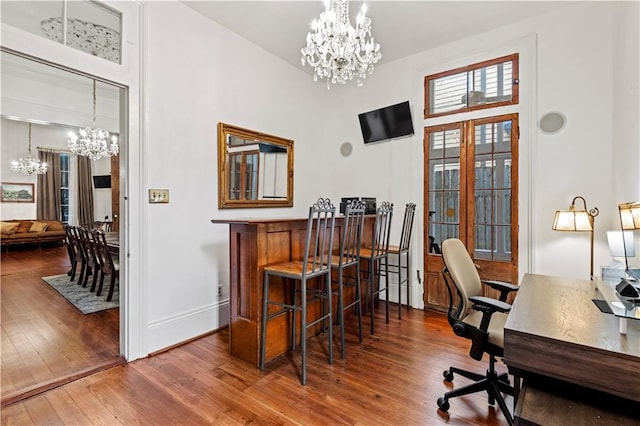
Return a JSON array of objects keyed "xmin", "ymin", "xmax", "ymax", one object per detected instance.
[
  {"xmin": 259, "ymin": 198, "xmax": 337, "ymax": 385},
  {"xmin": 329, "ymin": 199, "xmax": 366, "ymax": 359},
  {"xmin": 359, "ymin": 201, "xmax": 393, "ymax": 335},
  {"xmin": 383, "ymin": 202, "xmax": 416, "ymax": 319}
]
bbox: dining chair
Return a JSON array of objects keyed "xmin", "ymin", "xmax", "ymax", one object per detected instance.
[
  {"xmin": 64, "ymin": 225, "xmax": 82, "ymax": 281},
  {"xmin": 329, "ymin": 199, "xmax": 366, "ymax": 359},
  {"xmin": 382, "ymin": 202, "xmax": 416, "ymax": 319},
  {"xmin": 77, "ymin": 226, "xmax": 101, "ymax": 290},
  {"xmin": 259, "ymin": 197, "xmax": 336, "ymax": 385},
  {"xmin": 359, "ymin": 201, "xmax": 393, "ymax": 335},
  {"xmin": 92, "ymin": 229, "xmax": 120, "ymax": 302}
]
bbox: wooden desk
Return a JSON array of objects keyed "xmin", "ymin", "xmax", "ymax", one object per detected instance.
[
  {"xmin": 212, "ymin": 216, "xmax": 375, "ymax": 367},
  {"xmin": 504, "ymin": 274, "xmax": 640, "ymax": 403}
]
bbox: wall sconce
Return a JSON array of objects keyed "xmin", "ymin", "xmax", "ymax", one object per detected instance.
[
  {"xmin": 618, "ymin": 201, "xmax": 640, "ymax": 281},
  {"xmin": 552, "ymin": 196, "xmax": 599, "ymax": 280}
]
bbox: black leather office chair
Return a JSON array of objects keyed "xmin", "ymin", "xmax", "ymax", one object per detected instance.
[{"xmin": 436, "ymin": 238, "xmax": 519, "ymax": 425}]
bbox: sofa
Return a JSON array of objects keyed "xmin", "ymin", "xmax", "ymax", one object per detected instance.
[{"xmin": 0, "ymin": 219, "xmax": 66, "ymax": 250}]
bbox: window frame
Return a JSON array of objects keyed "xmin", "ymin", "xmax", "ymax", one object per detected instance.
[{"xmin": 424, "ymin": 53, "xmax": 519, "ymax": 119}]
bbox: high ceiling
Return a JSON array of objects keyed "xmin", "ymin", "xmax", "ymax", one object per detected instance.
[{"xmin": 183, "ymin": 1, "xmax": 580, "ymax": 74}]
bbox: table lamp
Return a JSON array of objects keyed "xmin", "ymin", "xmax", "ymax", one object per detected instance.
[
  {"xmin": 552, "ymin": 196, "xmax": 599, "ymax": 280},
  {"xmin": 618, "ymin": 201, "xmax": 640, "ymax": 281}
]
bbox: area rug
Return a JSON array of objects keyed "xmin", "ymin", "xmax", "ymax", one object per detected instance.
[{"xmin": 41, "ymin": 274, "xmax": 119, "ymax": 314}]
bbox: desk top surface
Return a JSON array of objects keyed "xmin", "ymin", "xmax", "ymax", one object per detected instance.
[
  {"xmin": 505, "ymin": 273, "xmax": 640, "ymax": 357},
  {"xmin": 504, "ymin": 273, "xmax": 640, "ymax": 401}
]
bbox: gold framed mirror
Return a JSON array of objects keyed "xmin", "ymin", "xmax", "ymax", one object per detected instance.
[{"xmin": 218, "ymin": 122, "xmax": 294, "ymax": 209}]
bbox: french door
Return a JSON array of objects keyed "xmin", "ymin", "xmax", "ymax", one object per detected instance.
[{"xmin": 423, "ymin": 113, "xmax": 519, "ymax": 310}]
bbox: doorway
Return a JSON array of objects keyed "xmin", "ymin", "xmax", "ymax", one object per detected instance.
[
  {"xmin": 423, "ymin": 114, "xmax": 519, "ymax": 312},
  {"xmin": 0, "ymin": 50, "xmax": 125, "ymax": 404}
]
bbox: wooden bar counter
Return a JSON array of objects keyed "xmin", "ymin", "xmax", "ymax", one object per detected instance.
[{"xmin": 212, "ymin": 216, "xmax": 375, "ymax": 367}]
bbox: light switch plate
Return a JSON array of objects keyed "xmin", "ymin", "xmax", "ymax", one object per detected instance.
[{"xmin": 149, "ymin": 189, "xmax": 169, "ymax": 204}]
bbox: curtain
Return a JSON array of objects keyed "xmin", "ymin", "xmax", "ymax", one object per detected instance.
[
  {"xmin": 37, "ymin": 150, "xmax": 61, "ymax": 220},
  {"xmin": 77, "ymin": 155, "xmax": 94, "ymax": 226}
]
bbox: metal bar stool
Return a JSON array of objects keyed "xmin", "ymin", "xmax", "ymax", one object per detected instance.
[
  {"xmin": 359, "ymin": 201, "xmax": 393, "ymax": 335},
  {"xmin": 259, "ymin": 197, "xmax": 336, "ymax": 385},
  {"xmin": 382, "ymin": 202, "xmax": 416, "ymax": 319},
  {"xmin": 329, "ymin": 199, "xmax": 366, "ymax": 359}
]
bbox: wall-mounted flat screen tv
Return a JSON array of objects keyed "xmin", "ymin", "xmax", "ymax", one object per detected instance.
[
  {"xmin": 358, "ymin": 101, "xmax": 414, "ymax": 144},
  {"xmin": 93, "ymin": 175, "xmax": 111, "ymax": 189}
]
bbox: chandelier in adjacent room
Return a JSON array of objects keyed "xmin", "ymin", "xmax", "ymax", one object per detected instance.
[
  {"xmin": 301, "ymin": 0, "xmax": 381, "ymax": 89},
  {"xmin": 11, "ymin": 123, "xmax": 48, "ymax": 176},
  {"xmin": 68, "ymin": 79, "xmax": 119, "ymax": 161}
]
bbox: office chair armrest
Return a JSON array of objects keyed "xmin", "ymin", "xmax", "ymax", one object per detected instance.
[
  {"xmin": 482, "ymin": 280, "xmax": 519, "ymax": 302},
  {"xmin": 469, "ymin": 296, "xmax": 512, "ymax": 314}
]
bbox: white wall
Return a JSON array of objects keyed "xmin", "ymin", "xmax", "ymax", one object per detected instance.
[
  {"xmin": 612, "ymin": 1, "xmax": 640, "ymax": 267},
  {"xmin": 142, "ymin": 2, "xmax": 333, "ymax": 352},
  {"xmin": 2, "ymin": 0, "xmax": 637, "ymax": 358}
]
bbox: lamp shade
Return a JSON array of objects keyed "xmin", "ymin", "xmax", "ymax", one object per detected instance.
[
  {"xmin": 552, "ymin": 210, "xmax": 593, "ymax": 231},
  {"xmin": 619, "ymin": 201, "xmax": 640, "ymax": 230}
]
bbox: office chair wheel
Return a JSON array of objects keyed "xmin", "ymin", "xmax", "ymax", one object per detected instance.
[
  {"xmin": 437, "ymin": 397, "xmax": 450, "ymax": 412},
  {"xmin": 443, "ymin": 369, "xmax": 454, "ymax": 382}
]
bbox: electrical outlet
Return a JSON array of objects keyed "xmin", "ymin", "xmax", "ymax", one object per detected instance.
[{"xmin": 217, "ymin": 285, "xmax": 223, "ymax": 297}]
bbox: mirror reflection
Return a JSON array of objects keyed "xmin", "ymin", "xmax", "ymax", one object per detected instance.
[{"xmin": 218, "ymin": 123, "xmax": 293, "ymax": 208}]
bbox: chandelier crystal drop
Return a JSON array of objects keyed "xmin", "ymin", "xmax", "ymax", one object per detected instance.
[
  {"xmin": 69, "ymin": 80, "xmax": 119, "ymax": 161},
  {"xmin": 301, "ymin": 0, "xmax": 381, "ymax": 89},
  {"xmin": 11, "ymin": 123, "xmax": 48, "ymax": 176}
]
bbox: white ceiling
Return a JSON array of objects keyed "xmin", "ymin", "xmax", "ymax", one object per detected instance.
[{"xmin": 183, "ymin": 1, "xmax": 580, "ymax": 74}]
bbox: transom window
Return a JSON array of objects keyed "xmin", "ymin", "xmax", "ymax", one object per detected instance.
[
  {"xmin": 424, "ymin": 53, "xmax": 519, "ymax": 118},
  {"xmin": 1, "ymin": 0, "xmax": 122, "ymax": 64}
]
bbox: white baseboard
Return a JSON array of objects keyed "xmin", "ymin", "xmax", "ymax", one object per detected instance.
[{"xmin": 146, "ymin": 299, "xmax": 230, "ymax": 355}]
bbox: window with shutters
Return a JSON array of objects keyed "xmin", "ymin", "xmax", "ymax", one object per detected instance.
[{"xmin": 424, "ymin": 54, "xmax": 519, "ymax": 118}]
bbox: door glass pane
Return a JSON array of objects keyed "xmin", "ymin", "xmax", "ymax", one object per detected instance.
[
  {"xmin": 229, "ymin": 154, "xmax": 241, "ymax": 200},
  {"xmin": 428, "ymin": 127, "xmax": 461, "ymax": 251},
  {"xmin": 473, "ymin": 118, "xmax": 513, "ymax": 261},
  {"xmin": 244, "ymin": 153, "xmax": 258, "ymax": 200}
]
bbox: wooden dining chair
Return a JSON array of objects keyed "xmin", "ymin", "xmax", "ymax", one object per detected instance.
[
  {"xmin": 77, "ymin": 226, "xmax": 101, "ymax": 290},
  {"xmin": 359, "ymin": 201, "xmax": 393, "ymax": 335},
  {"xmin": 259, "ymin": 197, "xmax": 336, "ymax": 385},
  {"xmin": 92, "ymin": 229, "xmax": 119, "ymax": 302},
  {"xmin": 64, "ymin": 225, "xmax": 82, "ymax": 281},
  {"xmin": 329, "ymin": 199, "xmax": 366, "ymax": 359}
]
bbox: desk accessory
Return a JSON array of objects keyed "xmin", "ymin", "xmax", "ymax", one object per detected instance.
[
  {"xmin": 618, "ymin": 201, "xmax": 640, "ymax": 281},
  {"xmin": 552, "ymin": 195, "xmax": 599, "ymax": 279}
]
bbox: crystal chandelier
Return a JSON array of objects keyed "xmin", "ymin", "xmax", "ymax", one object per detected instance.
[
  {"xmin": 301, "ymin": 0, "xmax": 381, "ymax": 89},
  {"xmin": 11, "ymin": 123, "xmax": 48, "ymax": 176},
  {"xmin": 69, "ymin": 80, "xmax": 119, "ymax": 161}
]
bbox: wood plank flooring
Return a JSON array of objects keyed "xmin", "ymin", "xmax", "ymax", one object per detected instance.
[
  {"xmin": 1, "ymin": 245, "xmax": 121, "ymax": 406},
  {"xmin": 2, "ymin": 281, "xmax": 513, "ymax": 425}
]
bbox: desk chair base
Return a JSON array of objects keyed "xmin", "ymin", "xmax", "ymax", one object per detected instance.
[{"xmin": 437, "ymin": 355, "xmax": 514, "ymax": 426}]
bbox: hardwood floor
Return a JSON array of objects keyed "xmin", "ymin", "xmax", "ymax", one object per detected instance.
[
  {"xmin": 1, "ymin": 290, "xmax": 512, "ymax": 425},
  {"xmin": 1, "ymin": 245, "xmax": 121, "ymax": 406}
]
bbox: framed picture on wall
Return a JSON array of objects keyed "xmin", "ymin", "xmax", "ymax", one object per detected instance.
[{"xmin": 1, "ymin": 182, "xmax": 35, "ymax": 203}]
